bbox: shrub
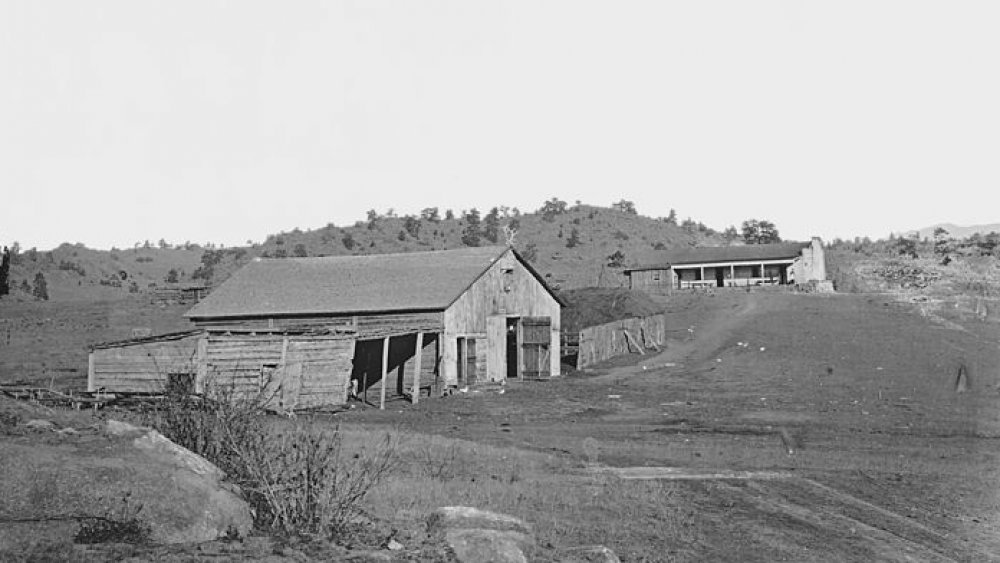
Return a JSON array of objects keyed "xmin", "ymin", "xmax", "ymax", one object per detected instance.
[{"xmin": 145, "ymin": 383, "xmax": 398, "ymax": 538}]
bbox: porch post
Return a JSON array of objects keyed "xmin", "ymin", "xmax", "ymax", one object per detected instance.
[
  {"xmin": 730, "ymin": 264, "xmax": 735, "ymax": 286},
  {"xmin": 379, "ymin": 335, "xmax": 390, "ymax": 409},
  {"xmin": 412, "ymin": 332, "xmax": 423, "ymax": 404}
]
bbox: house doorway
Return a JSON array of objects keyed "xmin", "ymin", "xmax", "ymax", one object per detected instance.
[{"xmin": 715, "ymin": 268, "xmax": 725, "ymax": 288}]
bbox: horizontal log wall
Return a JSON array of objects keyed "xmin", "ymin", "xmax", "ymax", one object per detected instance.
[
  {"xmin": 576, "ymin": 314, "xmax": 666, "ymax": 369},
  {"xmin": 205, "ymin": 334, "xmax": 355, "ymax": 409},
  {"xmin": 89, "ymin": 335, "xmax": 201, "ymax": 392}
]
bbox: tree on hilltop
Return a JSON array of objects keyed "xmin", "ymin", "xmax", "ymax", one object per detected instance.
[
  {"xmin": 741, "ymin": 219, "xmax": 781, "ymax": 244},
  {"xmin": 611, "ymin": 199, "xmax": 637, "ymax": 215},
  {"xmin": 461, "ymin": 209, "xmax": 482, "ymax": 246},
  {"xmin": 539, "ymin": 197, "xmax": 568, "ymax": 222}
]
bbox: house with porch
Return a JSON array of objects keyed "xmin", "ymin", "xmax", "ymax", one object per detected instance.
[{"xmin": 625, "ymin": 238, "xmax": 827, "ymax": 291}]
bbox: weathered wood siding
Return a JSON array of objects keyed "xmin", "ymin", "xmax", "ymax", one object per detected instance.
[
  {"xmin": 204, "ymin": 333, "xmax": 355, "ymax": 409},
  {"xmin": 88, "ymin": 334, "xmax": 201, "ymax": 393},
  {"xmin": 628, "ymin": 269, "xmax": 673, "ymax": 292},
  {"xmin": 576, "ymin": 314, "xmax": 666, "ymax": 369},
  {"xmin": 191, "ymin": 311, "xmax": 443, "ymax": 339},
  {"xmin": 442, "ymin": 249, "xmax": 561, "ymax": 385}
]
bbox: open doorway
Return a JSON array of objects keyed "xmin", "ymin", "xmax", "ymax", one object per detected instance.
[
  {"xmin": 715, "ymin": 268, "xmax": 725, "ymax": 288},
  {"xmin": 506, "ymin": 317, "xmax": 520, "ymax": 379}
]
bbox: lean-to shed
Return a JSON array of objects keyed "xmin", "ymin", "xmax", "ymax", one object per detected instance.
[
  {"xmin": 88, "ymin": 328, "xmax": 357, "ymax": 412},
  {"xmin": 169, "ymin": 246, "xmax": 563, "ymax": 408}
]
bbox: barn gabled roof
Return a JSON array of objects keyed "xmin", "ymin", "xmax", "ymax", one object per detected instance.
[
  {"xmin": 185, "ymin": 246, "xmax": 562, "ymax": 320},
  {"xmin": 625, "ymin": 242, "xmax": 809, "ymax": 272}
]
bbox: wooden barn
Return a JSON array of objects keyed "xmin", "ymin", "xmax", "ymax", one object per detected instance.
[
  {"xmin": 88, "ymin": 246, "xmax": 563, "ymax": 410},
  {"xmin": 625, "ymin": 238, "xmax": 827, "ymax": 292}
]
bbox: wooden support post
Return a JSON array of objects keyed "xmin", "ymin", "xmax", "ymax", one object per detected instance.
[
  {"xmin": 380, "ymin": 336, "xmax": 390, "ymax": 410},
  {"xmin": 730, "ymin": 264, "xmax": 735, "ymax": 286},
  {"xmin": 412, "ymin": 332, "xmax": 423, "ymax": 404},
  {"xmin": 87, "ymin": 352, "xmax": 95, "ymax": 392},
  {"xmin": 195, "ymin": 336, "xmax": 208, "ymax": 394}
]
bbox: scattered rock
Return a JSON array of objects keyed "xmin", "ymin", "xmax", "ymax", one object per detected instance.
[
  {"xmin": 556, "ymin": 545, "xmax": 622, "ymax": 562},
  {"xmin": 428, "ymin": 507, "xmax": 534, "ymax": 563},
  {"xmin": 428, "ymin": 507, "xmax": 532, "ymax": 536},
  {"xmin": 444, "ymin": 528, "xmax": 530, "ymax": 563},
  {"xmin": 104, "ymin": 419, "xmax": 146, "ymax": 437},
  {"xmin": 24, "ymin": 419, "xmax": 55, "ymax": 430},
  {"xmin": 387, "ymin": 539, "xmax": 404, "ymax": 551}
]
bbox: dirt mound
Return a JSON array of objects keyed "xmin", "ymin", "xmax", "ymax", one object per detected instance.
[{"xmin": 558, "ymin": 288, "xmax": 663, "ymax": 333}]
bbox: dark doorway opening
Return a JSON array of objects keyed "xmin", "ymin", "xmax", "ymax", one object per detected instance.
[
  {"xmin": 715, "ymin": 268, "xmax": 725, "ymax": 288},
  {"xmin": 506, "ymin": 317, "xmax": 520, "ymax": 379}
]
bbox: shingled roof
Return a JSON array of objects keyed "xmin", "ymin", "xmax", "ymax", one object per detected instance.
[
  {"xmin": 625, "ymin": 242, "xmax": 809, "ymax": 272},
  {"xmin": 185, "ymin": 246, "xmax": 556, "ymax": 319}
]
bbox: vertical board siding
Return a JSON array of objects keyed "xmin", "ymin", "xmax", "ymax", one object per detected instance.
[
  {"xmin": 628, "ymin": 270, "xmax": 673, "ymax": 292},
  {"xmin": 576, "ymin": 314, "xmax": 666, "ymax": 369},
  {"xmin": 443, "ymin": 249, "xmax": 561, "ymax": 385}
]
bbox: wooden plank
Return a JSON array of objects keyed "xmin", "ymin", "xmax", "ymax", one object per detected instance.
[
  {"xmin": 379, "ymin": 336, "xmax": 389, "ymax": 409},
  {"xmin": 623, "ymin": 329, "xmax": 645, "ymax": 354},
  {"xmin": 486, "ymin": 316, "xmax": 506, "ymax": 383},
  {"xmin": 87, "ymin": 352, "xmax": 95, "ymax": 392},
  {"xmin": 412, "ymin": 331, "xmax": 423, "ymax": 404},
  {"xmin": 195, "ymin": 336, "xmax": 207, "ymax": 394}
]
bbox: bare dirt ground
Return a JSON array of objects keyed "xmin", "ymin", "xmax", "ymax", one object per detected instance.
[
  {"xmin": 2, "ymin": 289, "xmax": 999, "ymax": 561},
  {"xmin": 345, "ymin": 290, "xmax": 1000, "ymax": 561}
]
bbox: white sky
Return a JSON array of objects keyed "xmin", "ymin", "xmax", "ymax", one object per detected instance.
[{"xmin": 2, "ymin": 1, "xmax": 999, "ymax": 250}]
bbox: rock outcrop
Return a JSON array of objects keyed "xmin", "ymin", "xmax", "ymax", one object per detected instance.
[{"xmin": 0, "ymin": 419, "xmax": 252, "ymax": 550}]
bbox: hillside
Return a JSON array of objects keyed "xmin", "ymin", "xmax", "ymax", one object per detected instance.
[
  {"xmin": 905, "ymin": 222, "xmax": 1000, "ymax": 240},
  {"xmin": 3, "ymin": 202, "xmax": 723, "ymax": 301}
]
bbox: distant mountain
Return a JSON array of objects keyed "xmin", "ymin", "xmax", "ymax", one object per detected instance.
[
  {"xmin": 906, "ymin": 223, "xmax": 1000, "ymax": 240},
  {"xmin": 3, "ymin": 202, "xmax": 725, "ymax": 301}
]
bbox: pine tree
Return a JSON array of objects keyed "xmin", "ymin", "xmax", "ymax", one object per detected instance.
[
  {"xmin": 0, "ymin": 246, "xmax": 10, "ymax": 298},
  {"xmin": 461, "ymin": 208, "xmax": 482, "ymax": 246},
  {"xmin": 32, "ymin": 272, "xmax": 49, "ymax": 301}
]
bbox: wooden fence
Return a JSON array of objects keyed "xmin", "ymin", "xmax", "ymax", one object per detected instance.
[{"xmin": 571, "ymin": 313, "xmax": 666, "ymax": 369}]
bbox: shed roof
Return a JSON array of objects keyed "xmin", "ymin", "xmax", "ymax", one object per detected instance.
[
  {"xmin": 625, "ymin": 242, "xmax": 809, "ymax": 272},
  {"xmin": 186, "ymin": 246, "xmax": 560, "ymax": 319}
]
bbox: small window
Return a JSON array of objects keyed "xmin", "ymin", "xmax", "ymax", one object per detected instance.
[
  {"xmin": 502, "ymin": 267, "xmax": 514, "ymax": 293},
  {"xmin": 652, "ymin": 272, "xmax": 661, "ymax": 281}
]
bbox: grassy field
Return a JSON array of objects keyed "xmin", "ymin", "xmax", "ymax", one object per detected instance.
[{"xmin": 2, "ymin": 288, "xmax": 999, "ymax": 561}]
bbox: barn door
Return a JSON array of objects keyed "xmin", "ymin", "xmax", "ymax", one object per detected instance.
[
  {"xmin": 486, "ymin": 315, "xmax": 507, "ymax": 382},
  {"xmin": 520, "ymin": 317, "xmax": 551, "ymax": 379}
]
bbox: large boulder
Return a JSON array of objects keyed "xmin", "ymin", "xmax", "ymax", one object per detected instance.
[
  {"xmin": 0, "ymin": 419, "xmax": 252, "ymax": 549},
  {"xmin": 428, "ymin": 506, "xmax": 534, "ymax": 563}
]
